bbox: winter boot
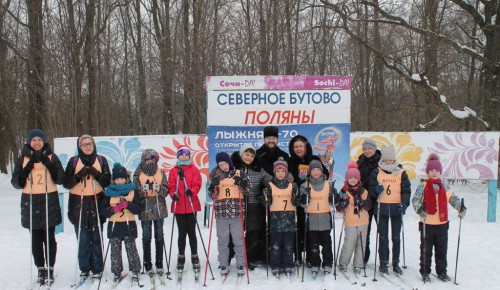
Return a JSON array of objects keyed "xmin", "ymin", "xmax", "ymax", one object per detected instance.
[
  {"xmin": 191, "ymin": 255, "xmax": 200, "ymax": 272},
  {"xmin": 437, "ymin": 273, "xmax": 451, "ymax": 282},
  {"xmin": 176, "ymin": 255, "xmax": 185, "ymax": 271},
  {"xmin": 220, "ymin": 266, "xmax": 228, "ymax": 276},
  {"xmin": 143, "ymin": 261, "xmax": 153, "ymax": 274},
  {"xmin": 92, "ymin": 272, "xmax": 102, "ymax": 280},
  {"xmin": 37, "ymin": 267, "xmax": 46, "ymax": 285},
  {"xmin": 379, "ymin": 261, "xmax": 389, "ymax": 274},
  {"xmin": 155, "ymin": 259, "xmax": 163, "ymax": 275},
  {"xmin": 422, "ymin": 273, "xmax": 431, "ymax": 283},
  {"xmin": 237, "ymin": 266, "xmax": 245, "ymax": 276},
  {"xmin": 324, "ymin": 266, "xmax": 332, "ymax": 274},
  {"xmin": 393, "ymin": 262, "xmax": 403, "ymax": 274},
  {"xmin": 45, "ymin": 267, "xmax": 54, "ymax": 285}
]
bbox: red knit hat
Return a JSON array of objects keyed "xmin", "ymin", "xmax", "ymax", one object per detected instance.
[
  {"xmin": 426, "ymin": 153, "xmax": 442, "ymax": 173},
  {"xmin": 345, "ymin": 161, "xmax": 361, "ymax": 180}
]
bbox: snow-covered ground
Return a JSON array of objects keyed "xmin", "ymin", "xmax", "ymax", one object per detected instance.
[{"xmin": 0, "ymin": 173, "xmax": 499, "ymax": 290}]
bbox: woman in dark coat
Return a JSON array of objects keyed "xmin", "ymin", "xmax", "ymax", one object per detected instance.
[{"xmin": 11, "ymin": 129, "xmax": 65, "ymax": 285}]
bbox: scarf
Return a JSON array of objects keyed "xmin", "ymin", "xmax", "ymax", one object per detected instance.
[
  {"xmin": 140, "ymin": 162, "xmax": 158, "ymax": 176},
  {"xmin": 423, "ymin": 178, "xmax": 448, "ymax": 222},
  {"xmin": 177, "ymin": 160, "xmax": 191, "ymax": 166},
  {"xmin": 105, "ymin": 183, "xmax": 136, "ymax": 197}
]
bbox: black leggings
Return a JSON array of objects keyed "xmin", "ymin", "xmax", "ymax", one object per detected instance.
[
  {"xmin": 176, "ymin": 214, "xmax": 197, "ymax": 256},
  {"xmin": 31, "ymin": 227, "xmax": 57, "ymax": 268}
]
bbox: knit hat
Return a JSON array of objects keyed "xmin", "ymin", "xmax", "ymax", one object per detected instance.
[
  {"xmin": 380, "ymin": 145, "xmax": 396, "ymax": 161},
  {"xmin": 27, "ymin": 129, "xmax": 46, "ymax": 144},
  {"xmin": 273, "ymin": 157, "xmax": 288, "ymax": 174},
  {"xmin": 216, "ymin": 152, "xmax": 234, "ymax": 170},
  {"xmin": 141, "ymin": 149, "xmax": 159, "ymax": 163},
  {"xmin": 112, "ymin": 162, "xmax": 128, "ymax": 179},
  {"xmin": 263, "ymin": 126, "xmax": 279, "ymax": 138},
  {"xmin": 345, "ymin": 161, "xmax": 361, "ymax": 180},
  {"xmin": 426, "ymin": 153, "xmax": 443, "ymax": 173},
  {"xmin": 78, "ymin": 134, "xmax": 95, "ymax": 147},
  {"xmin": 176, "ymin": 146, "xmax": 191, "ymax": 159},
  {"xmin": 362, "ymin": 138, "xmax": 377, "ymax": 150},
  {"xmin": 309, "ymin": 160, "xmax": 323, "ymax": 173},
  {"xmin": 239, "ymin": 143, "xmax": 255, "ymax": 157}
]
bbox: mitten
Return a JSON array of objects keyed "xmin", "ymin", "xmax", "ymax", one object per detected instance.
[
  {"xmin": 211, "ymin": 175, "xmax": 220, "ymax": 187},
  {"xmin": 458, "ymin": 208, "xmax": 466, "ymax": 219},
  {"xmin": 340, "ymin": 196, "xmax": 350, "ymax": 208},
  {"xmin": 172, "ymin": 193, "xmax": 180, "ymax": 201},
  {"xmin": 354, "ymin": 196, "xmax": 364, "ymax": 207},
  {"xmin": 76, "ymin": 167, "xmax": 89, "ymax": 181},
  {"xmin": 417, "ymin": 208, "xmax": 427, "ymax": 218},
  {"xmin": 87, "ymin": 166, "xmax": 99, "ymax": 176},
  {"xmin": 113, "ymin": 200, "xmax": 128, "ymax": 213},
  {"xmin": 185, "ymin": 189, "xmax": 193, "ymax": 197},
  {"xmin": 374, "ymin": 184, "xmax": 384, "ymax": 194},
  {"xmin": 22, "ymin": 161, "xmax": 35, "ymax": 176}
]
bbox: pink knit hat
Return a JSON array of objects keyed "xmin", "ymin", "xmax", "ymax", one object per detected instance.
[
  {"xmin": 426, "ymin": 153, "xmax": 442, "ymax": 173},
  {"xmin": 345, "ymin": 161, "xmax": 361, "ymax": 180}
]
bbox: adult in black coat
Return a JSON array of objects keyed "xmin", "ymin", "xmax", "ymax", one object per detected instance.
[
  {"xmin": 287, "ymin": 134, "xmax": 328, "ymax": 265},
  {"xmin": 11, "ymin": 129, "xmax": 65, "ymax": 284},
  {"xmin": 256, "ymin": 126, "xmax": 290, "ymax": 176},
  {"xmin": 356, "ymin": 138, "xmax": 381, "ymax": 264},
  {"xmin": 63, "ymin": 134, "xmax": 111, "ymax": 278}
]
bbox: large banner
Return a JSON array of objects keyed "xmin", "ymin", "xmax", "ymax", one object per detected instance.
[{"xmin": 206, "ymin": 75, "xmax": 353, "ymax": 186}]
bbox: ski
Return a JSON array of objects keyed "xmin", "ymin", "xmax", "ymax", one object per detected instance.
[
  {"xmin": 111, "ymin": 273, "xmax": 128, "ymax": 289},
  {"xmin": 131, "ymin": 274, "xmax": 144, "ymax": 288},
  {"xmin": 220, "ymin": 272, "xmax": 230, "ymax": 285},
  {"xmin": 311, "ymin": 271, "xmax": 318, "ymax": 280},
  {"xmin": 176, "ymin": 270, "xmax": 183, "ymax": 285},
  {"xmin": 71, "ymin": 276, "xmax": 89, "ymax": 289},
  {"xmin": 236, "ymin": 273, "xmax": 244, "ymax": 286},
  {"xmin": 339, "ymin": 269, "xmax": 357, "ymax": 285},
  {"xmin": 149, "ymin": 273, "xmax": 155, "ymax": 290},
  {"xmin": 352, "ymin": 269, "xmax": 367, "ymax": 287},
  {"xmin": 431, "ymin": 273, "xmax": 451, "ymax": 282},
  {"xmin": 156, "ymin": 273, "xmax": 166, "ymax": 286},
  {"xmin": 394, "ymin": 273, "xmax": 419, "ymax": 289}
]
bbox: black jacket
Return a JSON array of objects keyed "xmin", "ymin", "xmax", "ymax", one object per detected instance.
[
  {"xmin": 368, "ymin": 166, "xmax": 411, "ymax": 216},
  {"xmin": 11, "ymin": 143, "xmax": 64, "ymax": 229},
  {"xmin": 287, "ymin": 135, "xmax": 329, "ymax": 187},
  {"xmin": 255, "ymin": 144, "xmax": 290, "ymax": 176},
  {"xmin": 63, "ymin": 140, "xmax": 111, "ymax": 229},
  {"xmin": 356, "ymin": 150, "xmax": 381, "ymax": 191}
]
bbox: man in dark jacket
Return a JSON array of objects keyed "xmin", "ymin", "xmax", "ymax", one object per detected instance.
[
  {"xmin": 356, "ymin": 138, "xmax": 381, "ymax": 264},
  {"xmin": 256, "ymin": 126, "xmax": 290, "ymax": 176},
  {"xmin": 63, "ymin": 134, "xmax": 111, "ymax": 280}
]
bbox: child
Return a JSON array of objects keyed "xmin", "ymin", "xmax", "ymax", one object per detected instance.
[
  {"xmin": 167, "ymin": 146, "xmax": 202, "ymax": 274},
  {"xmin": 263, "ymin": 157, "xmax": 299, "ymax": 278},
  {"xmin": 298, "ymin": 160, "xmax": 335, "ymax": 276},
  {"xmin": 133, "ymin": 149, "xmax": 168, "ymax": 275},
  {"xmin": 101, "ymin": 163, "xmax": 143, "ymax": 284},
  {"xmin": 412, "ymin": 153, "xmax": 466, "ymax": 283},
  {"xmin": 368, "ymin": 144, "xmax": 411, "ymax": 274},
  {"xmin": 336, "ymin": 162, "xmax": 372, "ymax": 274},
  {"xmin": 207, "ymin": 152, "xmax": 251, "ymax": 276}
]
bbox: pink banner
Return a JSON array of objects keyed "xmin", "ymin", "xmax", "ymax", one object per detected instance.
[{"xmin": 205, "ymin": 75, "xmax": 352, "ymax": 90}]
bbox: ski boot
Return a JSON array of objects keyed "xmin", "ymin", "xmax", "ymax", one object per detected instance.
[
  {"xmin": 379, "ymin": 261, "xmax": 389, "ymax": 274},
  {"xmin": 311, "ymin": 266, "xmax": 319, "ymax": 279},
  {"xmin": 80, "ymin": 270, "xmax": 90, "ymax": 279},
  {"xmin": 131, "ymin": 271, "xmax": 140, "ymax": 284},
  {"xmin": 220, "ymin": 266, "xmax": 228, "ymax": 276},
  {"xmin": 393, "ymin": 262, "xmax": 403, "ymax": 274},
  {"xmin": 284, "ymin": 267, "xmax": 293, "ymax": 279},
  {"xmin": 338, "ymin": 264, "xmax": 347, "ymax": 273},
  {"xmin": 176, "ymin": 255, "xmax": 185, "ymax": 271},
  {"xmin": 192, "ymin": 255, "xmax": 200, "ymax": 279},
  {"xmin": 437, "ymin": 273, "xmax": 451, "ymax": 282},
  {"xmin": 92, "ymin": 272, "xmax": 102, "ymax": 280},
  {"xmin": 155, "ymin": 259, "xmax": 164, "ymax": 275},
  {"xmin": 113, "ymin": 273, "xmax": 122, "ymax": 283},
  {"xmin": 422, "ymin": 273, "xmax": 431, "ymax": 283},
  {"xmin": 272, "ymin": 268, "xmax": 280, "ymax": 279},
  {"xmin": 237, "ymin": 266, "xmax": 245, "ymax": 276},
  {"xmin": 144, "ymin": 261, "xmax": 153, "ymax": 276},
  {"xmin": 324, "ymin": 266, "xmax": 332, "ymax": 274},
  {"xmin": 45, "ymin": 267, "xmax": 54, "ymax": 285},
  {"xmin": 354, "ymin": 267, "xmax": 362, "ymax": 275},
  {"xmin": 37, "ymin": 267, "xmax": 46, "ymax": 285}
]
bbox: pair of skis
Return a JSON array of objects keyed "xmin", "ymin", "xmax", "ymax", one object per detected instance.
[{"xmin": 177, "ymin": 268, "xmax": 201, "ymax": 285}]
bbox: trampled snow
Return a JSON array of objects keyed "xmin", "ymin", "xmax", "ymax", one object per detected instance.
[{"xmin": 1, "ymin": 173, "xmax": 499, "ymax": 289}]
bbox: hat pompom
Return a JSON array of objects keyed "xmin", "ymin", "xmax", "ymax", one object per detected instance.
[
  {"xmin": 345, "ymin": 161, "xmax": 361, "ymax": 180},
  {"xmin": 112, "ymin": 163, "xmax": 128, "ymax": 179},
  {"xmin": 427, "ymin": 153, "xmax": 440, "ymax": 162},
  {"xmin": 347, "ymin": 161, "xmax": 358, "ymax": 170}
]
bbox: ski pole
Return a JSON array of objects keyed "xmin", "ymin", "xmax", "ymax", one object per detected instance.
[
  {"xmin": 237, "ymin": 178, "xmax": 250, "ymax": 284},
  {"xmin": 453, "ymin": 198, "xmax": 465, "ymax": 285},
  {"xmin": 372, "ymin": 196, "xmax": 381, "ymax": 282},
  {"xmin": 44, "ymin": 170, "xmax": 52, "ymax": 288},
  {"xmin": 166, "ymin": 175, "xmax": 179, "ymax": 277},
  {"xmin": 334, "ymin": 212, "xmax": 345, "ymax": 275},
  {"xmin": 422, "ymin": 198, "xmax": 427, "ymax": 284},
  {"xmin": 401, "ymin": 217, "xmax": 407, "ymax": 269},
  {"xmin": 301, "ymin": 190, "xmax": 309, "ymax": 282},
  {"xmin": 152, "ymin": 185, "xmax": 173, "ymax": 280},
  {"xmin": 203, "ymin": 186, "xmax": 217, "ymax": 286},
  {"xmin": 294, "ymin": 208, "xmax": 300, "ymax": 278},
  {"xmin": 74, "ymin": 179, "xmax": 86, "ymax": 285},
  {"xmin": 98, "ymin": 220, "xmax": 115, "ymax": 290},
  {"xmin": 357, "ymin": 210, "xmax": 367, "ymax": 277},
  {"xmin": 29, "ymin": 172, "xmax": 33, "ymax": 288},
  {"xmin": 264, "ymin": 190, "xmax": 269, "ymax": 279},
  {"xmin": 180, "ymin": 173, "xmax": 215, "ymax": 279},
  {"xmin": 92, "ymin": 179, "xmax": 106, "ymax": 280},
  {"xmin": 332, "ymin": 194, "xmax": 336, "ymax": 280}
]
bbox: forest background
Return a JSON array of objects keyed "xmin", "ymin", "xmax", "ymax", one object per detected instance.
[{"xmin": 0, "ymin": 0, "xmax": 498, "ymax": 173}]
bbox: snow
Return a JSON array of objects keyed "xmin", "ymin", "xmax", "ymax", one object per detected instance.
[{"xmin": 1, "ymin": 173, "xmax": 499, "ymax": 290}]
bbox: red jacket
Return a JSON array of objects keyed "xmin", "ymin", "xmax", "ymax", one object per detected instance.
[{"xmin": 168, "ymin": 164, "xmax": 202, "ymax": 214}]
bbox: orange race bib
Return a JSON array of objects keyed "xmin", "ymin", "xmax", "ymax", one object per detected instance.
[
  {"xmin": 22, "ymin": 157, "xmax": 57, "ymax": 194},
  {"xmin": 217, "ymin": 175, "xmax": 242, "ymax": 201},
  {"xmin": 269, "ymin": 183, "xmax": 295, "ymax": 212},
  {"xmin": 307, "ymin": 181, "xmax": 330, "ymax": 214}
]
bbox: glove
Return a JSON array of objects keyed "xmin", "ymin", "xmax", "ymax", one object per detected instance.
[
  {"xmin": 233, "ymin": 175, "xmax": 247, "ymax": 187},
  {"xmin": 87, "ymin": 166, "xmax": 99, "ymax": 176},
  {"xmin": 113, "ymin": 200, "xmax": 128, "ymax": 213},
  {"xmin": 185, "ymin": 189, "xmax": 193, "ymax": 197},
  {"xmin": 152, "ymin": 183, "xmax": 160, "ymax": 192},
  {"xmin": 354, "ymin": 196, "xmax": 364, "ymax": 207},
  {"xmin": 458, "ymin": 208, "xmax": 466, "ymax": 219},
  {"xmin": 22, "ymin": 160, "xmax": 35, "ymax": 176},
  {"xmin": 417, "ymin": 208, "xmax": 427, "ymax": 218},
  {"xmin": 31, "ymin": 150, "xmax": 42, "ymax": 163},
  {"xmin": 398, "ymin": 203, "xmax": 407, "ymax": 215},
  {"xmin": 39, "ymin": 151, "xmax": 50, "ymax": 166},
  {"xmin": 339, "ymin": 196, "xmax": 350, "ymax": 208},
  {"xmin": 300, "ymin": 192, "xmax": 310, "ymax": 205},
  {"xmin": 172, "ymin": 193, "xmax": 180, "ymax": 201},
  {"xmin": 211, "ymin": 175, "xmax": 220, "ymax": 187},
  {"xmin": 76, "ymin": 167, "xmax": 90, "ymax": 181},
  {"xmin": 141, "ymin": 184, "xmax": 150, "ymax": 192},
  {"xmin": 374, "ymin": 184, "xmax": 384, "ymax": 194}
]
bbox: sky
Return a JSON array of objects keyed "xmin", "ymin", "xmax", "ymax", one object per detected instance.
[{"xmin": 0, "ymin": 173, "xmax": 499, "ymax": 290}]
